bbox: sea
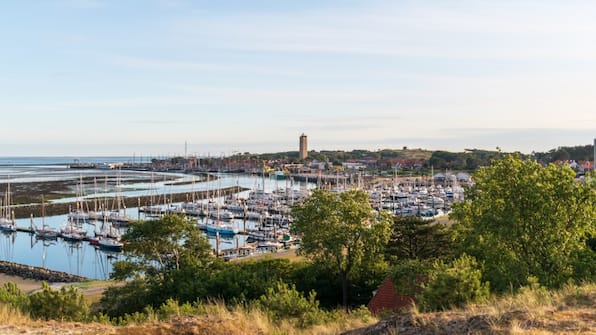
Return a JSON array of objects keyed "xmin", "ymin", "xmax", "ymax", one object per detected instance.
[{"xmin": 0, "ymin": 157, "xmax": 310, "ymax": 280}]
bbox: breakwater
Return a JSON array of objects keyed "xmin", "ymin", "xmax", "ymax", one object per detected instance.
[
  {"xmin": 0, "ymin": 260, "xmax": 87, "ymax": 283},
  {"xmin": 12, "ymin": 186, "xmax": 248, "ymax": 219}
]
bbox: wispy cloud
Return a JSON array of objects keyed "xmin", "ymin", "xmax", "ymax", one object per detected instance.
[{"xmin": 169, "ymin": 1, "xmax": 596, "ymax": 60}]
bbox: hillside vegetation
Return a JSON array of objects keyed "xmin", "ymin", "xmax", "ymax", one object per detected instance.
[{"xmin": 0, "ymin": 282, "xmax": 593, "ymax": 334}]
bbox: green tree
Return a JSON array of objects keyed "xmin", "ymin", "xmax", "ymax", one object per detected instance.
[
  {"xmin": 112, "ymin": 214, "xmax": 214, "ymax": 281},
  {"xmin": 451, "ymin": 155, "xmax": 596, "ymax": 291},
  {"xmin": 385, "ymin": 216, "xmax": 452, "ymax": 264},
  {"xmin": 103, "ymin": 214, "xmax": 215, "ymax": 315},
  {"xmin": 292, "ymin": 189, "xmax": 391, "ymax": 309}
]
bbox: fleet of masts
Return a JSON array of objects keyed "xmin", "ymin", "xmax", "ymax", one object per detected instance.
[{"xmin": 0, "ymin": 171, "xmax": 466, "ymax": 259}]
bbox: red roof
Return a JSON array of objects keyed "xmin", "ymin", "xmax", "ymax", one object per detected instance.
[{"xmin": 367, "ymin": 278, "xmax": 415, "ymax": 315}]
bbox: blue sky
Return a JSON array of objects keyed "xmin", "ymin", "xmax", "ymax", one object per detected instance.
[{"xmin": 1, "ymin": 0, "xmax": 595, "ymax": 156}]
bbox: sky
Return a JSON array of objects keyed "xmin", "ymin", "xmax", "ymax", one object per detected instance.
[{"xmin": 0, "ymin": 0, "xmax": 595, "ymax": 157}]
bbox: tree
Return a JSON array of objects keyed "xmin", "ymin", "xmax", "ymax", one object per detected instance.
[
  {"xmin": 292, "ymin": 189, "xmax": 391, "ymax": 309},
  {"xmin": 113, "ymin": 214, "xmax": 214, "ymax": 281},
  {"xmin": 103, "ymin": 214, "xmax": 215, "ymax": 314},
  {"xmin": 385, "ymin": 216, "xmax": 452, "ymax": 264},
  {"xmin": 451, "ymin": 155, "xmax": 596, "ymax": 291}
]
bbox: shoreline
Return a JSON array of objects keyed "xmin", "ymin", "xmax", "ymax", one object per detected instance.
[{"xmin": 0, "ymin": 260, "xmax": 87, "ymax": 284}]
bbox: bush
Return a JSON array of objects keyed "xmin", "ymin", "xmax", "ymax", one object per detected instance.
[
  {"xmin": 28, "ymin": 282, "xmax": 88, "ymax": 321},
  {"xmin": 157, "ymin": 298, "xmax": 196, "ymax": 320},
  {"xmin": 98, "ymin": 279, "xmax": 150, "ymax": 317},
  {"xmin": 257, "ymin": 281, "xmax": 325, "ymax": 327},
  {"xmin": 0, "ymin": 282, "xmax": 29, "ymax": 313},
  {"xmin": 390, "ymin": 259, "xmax": 432, "ymax": 298},
  {"xmin": 419, "ymin": 255, "xmax": 489, "ymax": 311}
]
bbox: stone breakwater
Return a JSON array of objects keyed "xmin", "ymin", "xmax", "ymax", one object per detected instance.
[
  {"xmin": 0, "ymin": 261, "xmax": 87, "ymax": 283},
  {"xmin": 12, "ymin": 186, "xmax": 248, "ymax": 219}
]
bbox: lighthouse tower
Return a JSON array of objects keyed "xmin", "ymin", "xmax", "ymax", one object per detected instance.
[{"xmin": 299, "ymin": 134, "xmax": 308, "ymax": 160}]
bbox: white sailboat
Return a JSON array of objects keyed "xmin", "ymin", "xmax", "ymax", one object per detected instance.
[
  {"xmin": 32, "ymin": 197, "xmax": 58, "ymax": 240},
  {"xmin": 0, "ymin": 180, "xmax": 16, "ymax": 232}
]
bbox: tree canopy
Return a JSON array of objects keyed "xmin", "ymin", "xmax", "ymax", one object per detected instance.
[
  {"xmin": 292, "ymin": 189, "xmax": 391, "ymax": 308},
  {"xmin": 385, "ymin": 216, "xmax": 453, "ymax": 264},
  {"xmin": 451, "ymin": 155, "xmax": 596, "ymax": 291}
]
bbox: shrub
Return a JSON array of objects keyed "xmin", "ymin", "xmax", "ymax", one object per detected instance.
[
  {"xmin": 0, "ymin": 282, "xmax": 29, "ymax": 313},
  {"xmin": 157, "ymin": 298, "xmax": 196, "ymax": 320},
  {"xmin": 28, "ymin": 282, "xmax": 88, "ymax": 321},
  {"xmin": 257, "ymin": 281, "xmax": 325, "ymax": 327},
  {"xmin": 419, "ymin": 255, "xmax": 489, "ymax": 311},
  {"xmin": 390, "ymin": 259, "xmax": 432, "ymax": 298}
]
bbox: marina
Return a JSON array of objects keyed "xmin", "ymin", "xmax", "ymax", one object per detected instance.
[
  {"xmin": 0, "ymin": 157, "xmax": 464, "ymax": 280},
  {"xmin": 0, "ymin": 158, "xmax": 316, "ymax": 279}
]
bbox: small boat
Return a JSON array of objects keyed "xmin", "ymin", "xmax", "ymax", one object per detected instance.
[
  {"xmin": 36, "ymin": 227, "xmax": 59, "ymax": 240},
  {"xmin": 97, "ymin": 238, "xmax": 124, "ymax": 252},
  {"xmin": 61, "ymin": 232, "xmax": 85, "ymax": 242},
  {"xmin": 0, "ymin": 218, "xmax": 16, "ymax": 233},
  {"xmin": 31, "ymin": 199, "xmax": 58, "ymax": 240},
  {"xmin": 206, "ymin": 222, "xmax": 239, "ymax": 235}
]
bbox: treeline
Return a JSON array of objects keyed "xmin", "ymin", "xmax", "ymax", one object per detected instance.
[
  {"xmin": 533, "ymin": 144, "xmax": 594, "ymax": 163},
  {"xmin": 251, "ymin": 144, "xmax": 594, "ymax": 170},
  {"xmin": 252, "ymin": 148, "xmax": 432, "ymax": 165},
  {"xmin": 428, "ymin": 149, "xmax": 506, "ymax": 170}
]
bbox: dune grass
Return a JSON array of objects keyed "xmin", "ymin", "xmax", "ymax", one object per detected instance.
[{"xmin": 0, "ymin": 282, "xmax": 593, "ymax": 335}]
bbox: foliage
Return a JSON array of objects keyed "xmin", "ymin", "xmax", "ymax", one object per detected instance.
[
  {"xmin": 390, "ymin": 259, "xmax": 432, "ymax": 298},
  {"xmin": 102, "ymin": 214, "xmax": 215, "ymax": 315},
  {"xmin": 428, "ymin": 149, "xmax": 504, "ymax": 170},
  {"xmin": 533, "ymin": 144, "xmax": 595, "ymax": 164},
  {"xmin": 28, "ymin": 282, "xmax": 88, "ymax": 321},
  {"xmin": 257, "ymin": 281, "xmax": 324, "ymax": 327},
  {"xmin": 157, "ymin": 298, "xmax": 196, "ymax": 320},
  {"xmin": 451, "ymin": 155, "xmax": 596, "ymax": 291},
  {"xmin": 206, "ymin": 258, "xmax": 296, "ymax": 303},
  {"xmin": 419, "ymin": 255, "xmax": 490, "ymax": 311},
  {"xmin": 0, "ymin": 282, "xmax": 29, "ymax": 312},
  {"xmin": 115, "ymin": 214, "xmax": 214, "ymax": 280},
  {"xmin": 99, "ymin": 279, "xmax": 151, "ymax": 317},
  {"xmin": 292, "ymin": 189, "xmax": 392, "ymax": 308},
  {"xmin": 385, "ymin": 216, "xmax": 453, "ymax": 264}
]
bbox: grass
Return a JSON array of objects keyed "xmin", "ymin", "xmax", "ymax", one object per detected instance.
[
  {"xmin": 0, "ymin": 282, "xmax": 593, "ymax": 335},
  {"xmin": 115, "ymin": 301, "xmax": 375, "ymax": 335},
  {"xmin": 234, "ymin": 248, "xmax": 305, "ymax": 263},
  {"xmin": 403, "ymin": 281, "xmax": 596, "ymax": 335}
]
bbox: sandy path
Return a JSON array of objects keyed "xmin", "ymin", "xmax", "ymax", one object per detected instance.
[{"xmin": 0, "ymin": 273, "xmax": 45, "ymax": 293}]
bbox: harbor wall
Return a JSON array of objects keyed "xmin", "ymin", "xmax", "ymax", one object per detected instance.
[{"xmin": 0, "ymin": 260, "xmax": 86, "ymax": 283}]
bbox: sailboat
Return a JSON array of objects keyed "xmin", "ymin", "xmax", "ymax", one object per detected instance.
[
  {"xmin": 68, "ymin": 175, "xmax": 89, "ymax": 223},
  {"xmin": 32, "ymin": 197, "xmax": 58, "ymax": 240},
  {"xmin": 0, "ymin": 180, "xmax": 16, "ymax": 232},
  {"xmin": 60, "ymin": 215, "xmax": 87, "ymax": 242},
  {"xmin": 107, "ymin": 170, "xmax": 132, "ymax": 225}
]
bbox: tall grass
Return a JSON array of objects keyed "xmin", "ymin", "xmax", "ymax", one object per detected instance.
[
  {"xmin": 0, "ymin": 303, "xmax": 33, "ymax": 325},
  {"xmin": 117, "ymin": 300, "xmax": 376, "ymax": 335}
]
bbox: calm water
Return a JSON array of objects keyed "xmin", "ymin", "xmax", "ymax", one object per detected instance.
[{"xmin": 0, "ymin": 157, "xmax": 311, "ymax": 279}]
